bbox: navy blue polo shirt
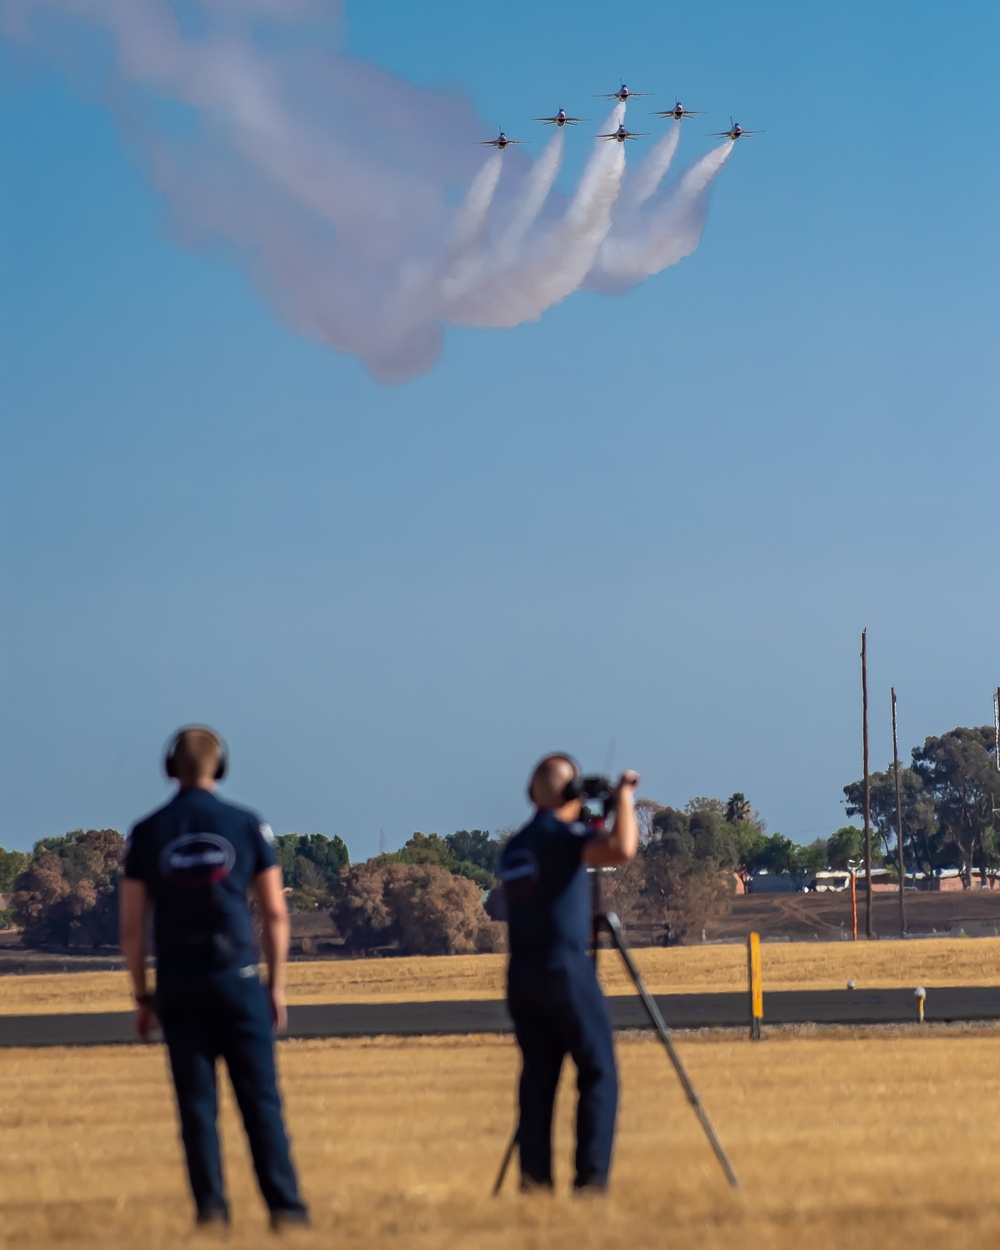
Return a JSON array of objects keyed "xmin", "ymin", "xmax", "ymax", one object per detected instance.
[
  {"xmin": 124, "ymin": 788, "xmax": 277, "ymax": 983},
  {"xmin": 499, "ymin": 810, "xmax": 598, "ymax": 963}
]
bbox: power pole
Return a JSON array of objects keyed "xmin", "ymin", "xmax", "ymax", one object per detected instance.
[
  {"xmin": 861, "ymin": 630, "xmax": 873, "ymax": 939},
  {"xmin": 994, "ymin": 688, "xmax": 1000, "ymax": 772},
  {"xmin": 892, "ymin": 687, "xmax": 906, "ymax": 938}
]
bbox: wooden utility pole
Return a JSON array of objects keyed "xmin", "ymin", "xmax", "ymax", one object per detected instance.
[
  {"xmin": 861, "ymin": 630, "xmax": 873, "ymax": 939},
  {"xmin": 994, "ymin": 687, "xmax": 1000, "ymax": 772},
  {"xmin": 892, "ymin": 687, "xmax": 906, "ymax": 938}
]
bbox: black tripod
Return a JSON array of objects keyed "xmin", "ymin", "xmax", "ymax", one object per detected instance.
[{"xmin": 493, "ymin": 900, "xmax": 740, "ymax": 1194}]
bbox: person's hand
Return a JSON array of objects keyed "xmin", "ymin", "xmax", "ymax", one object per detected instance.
[
  {"xmin": 615, "ymin": 770, "xmax": 640, "ymax": 793},
  {"xmin": 269, "ymin": 984, "xmax": 288, "ymax": 1034},
  {"xmin": 135, "ymin": 1002, "xmax": 159, "ymax": 1044}
]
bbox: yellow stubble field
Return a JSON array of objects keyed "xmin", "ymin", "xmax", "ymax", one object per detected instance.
[
  {"xmin": 5, "ymin": 1024, "xmax": 1000, "ymax": 1250},
  {"xmin": 5, "ymin": 941, "xmax": 1000, "ymax": 1248},
  {"xmin": 3, "ymin": 935, "xmax": 1000, "ymax": 1015}
]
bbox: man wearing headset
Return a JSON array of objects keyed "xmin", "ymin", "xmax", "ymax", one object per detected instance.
[
  {"xmin": 119, "ymin": 726, "xmax": 309, "ymax": 1231},
  {"xmin": 499, "ymin": 754, "xmax": 640, "ymax": 1193}
]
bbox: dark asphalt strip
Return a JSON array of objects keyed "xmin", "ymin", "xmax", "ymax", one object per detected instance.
[{"xmin": 3, "ymin": 986, "xmax": 1000, "ymax": 1048}]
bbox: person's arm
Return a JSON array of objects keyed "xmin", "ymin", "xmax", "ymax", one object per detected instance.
[
  {"xmin": 119, "ymin": 877, "xmax": 158, "ymax": 1043},
  {"xmin": 254, "ymin": 865, "xmax": 290, "ymax": 1033},
  {"xmin": 583, "ymin": 770, "xmax": 641, "ymax": 867}
]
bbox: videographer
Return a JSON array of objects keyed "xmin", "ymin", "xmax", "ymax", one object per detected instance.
[
  {"xmin": 119, "ymin": 726, "xmax": 309, "ymax": 1232},
  {"xmin": 499, "ymin": 753, "xmax": 639, "ymax": 1193}
]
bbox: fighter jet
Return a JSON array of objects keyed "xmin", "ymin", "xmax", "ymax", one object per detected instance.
[
  {"xmin": 652, "ymin": 101, "xmax": 704, "ymax": 121},
  {"xmin": 598, "ymin": 124, "xmax": 647, "ymax": 142},
  {"xmin": 533, "ymin": 108, "xmax": 587, "ymax": 127},
  {"xmin": 597, "ymin": 82, "xmax": 648, "ymax": 102},
  {"xmin": 479, "ymin": 129, "xmax": 525, "ymax": 150},
  {"xmin": 708, "ymin": 118, "xmax": 762, "ymax": 141}
]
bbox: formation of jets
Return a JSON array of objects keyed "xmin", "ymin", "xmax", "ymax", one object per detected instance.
[{"xmin": 479, "ymin": 85, "xmax": 761, "ymax": 150}]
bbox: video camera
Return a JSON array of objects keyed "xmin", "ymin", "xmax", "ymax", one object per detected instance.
[{"xmin": 575, "ymin": 774, "xmax": 615, "ymax": 828}]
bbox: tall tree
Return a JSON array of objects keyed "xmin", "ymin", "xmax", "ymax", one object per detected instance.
[
  {"xmin": 273, "ymin": 833, "xmax": 350, "ymax": 899},
  {"xmin": 844, "ymin": 767, "xmax": 937, "ymax": 866},
  {"xmin": 0, "ymin": 846, "xmax": 30, "ymax": 894},
  {"xmin": 725, "ymin": 792, "xmax": 752, "ymax": 825},
  {"xmin": 633, "ymin": 799, "xmax": 664, "ymax": 844},
  {"xmin": 382, "ymin": 831, "xmax": 499, "ymax": 890},
  {"xmin": 792, "ymin": 838, "xmax": 829, "ymax": 880},
  {"xmin": 730, "ymin": 822, "xmax": 768, "ymax": 891},
  {"xmin": 444, "ymin": 830, "xmax": 502, "ymax": 876},
  {"xmin": 640, "ymin": 805, "xmax": 736, "ymax": 942},
  {"xmin": 12, "ymin": 830, "xmax": 125, "ymax": 947},
  {"xmin": 330, "ymin": 862, "xmax": 501, "ymax": 955},
  {"xmin": 827, "ymin": 825, "xmax": 866, "ymax": 871},
  {"xmin": 911, "ymin": 727, "xmax": 1000, "ymax": 887}
]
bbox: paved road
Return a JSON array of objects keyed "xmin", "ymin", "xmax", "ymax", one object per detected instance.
[{"xmin": 4, "ymin": 986, "xmax": 1000, "ymax": 1048}]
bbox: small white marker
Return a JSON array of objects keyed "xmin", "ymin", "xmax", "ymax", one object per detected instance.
[
  {"xmin": 846, "ymin": 979, "xmax": 856, "ymax": 991},
  {"xmin": 914, "ymin": 986, "xmax": 926, "ymax": 1024}
]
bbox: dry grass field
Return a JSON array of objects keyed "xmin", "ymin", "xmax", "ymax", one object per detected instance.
[
  {"xmin": 3, "ymin": 936, "xmax": 999, "ymax": 1016},
  {"xmin": 4, "ymin": 1025, "xmax": 1000, "ymax": 1250}
]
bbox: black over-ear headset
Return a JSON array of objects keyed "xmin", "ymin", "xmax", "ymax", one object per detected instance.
[
  {"xmin": 164, "ymin": 725, "xmax": 229, "ymax": 781},
  {"xmin": 528, "ymin": 753, "xmax": 582, "ymax": 805}
]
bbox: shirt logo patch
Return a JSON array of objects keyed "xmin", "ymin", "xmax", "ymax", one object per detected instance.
[
  {"xmin": 159, "ymin": 832, "xmax": 237, "ymax": 887},
  {"xmin": 499, "ymin": 849, "xmax": 540, "ymax": 901}
]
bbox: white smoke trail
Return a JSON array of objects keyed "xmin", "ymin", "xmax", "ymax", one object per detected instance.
[
  {"xmin": 628, "ymin": 121, "xmax": 682, "ymax": 208},
  {"xmin": 443, "ymin": 105, "xmax": 626, "ymax": 327},
  {"xmin": 453, "ymin": 154, "xmax": 505, "ymax": 253},
  {"xmin": 586, "ymin": 142, "xmax": 734, "ymax": 293},
  {"xmin": 1, "ymin": 0, "xmax": 734, "ymax": 382},
  {"xmin": 494, "ymin": 128, "xmax": 564, "ymax": 255}
]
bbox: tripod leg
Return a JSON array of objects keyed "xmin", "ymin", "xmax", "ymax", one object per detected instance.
[
  {"xmin": 601, "ymin": 912, "xmax": 740, "ymax": 1190},
  {"xmin": 491, "ymin": 1123, "xmax": 518, "ymax": 1197}
]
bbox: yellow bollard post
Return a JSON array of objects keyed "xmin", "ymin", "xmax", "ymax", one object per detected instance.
[
  {"xmin": 747, "ymin": 931, "xmax": 763, "ymax": 1040},
  {"xmin": 915, "ymin": 987, "xmax": 926, "ymax": 1024}
]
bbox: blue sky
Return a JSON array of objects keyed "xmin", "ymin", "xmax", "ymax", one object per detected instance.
[{"xmin": 1, "ymin": 0, "xmax": 998, "ymax": 857}]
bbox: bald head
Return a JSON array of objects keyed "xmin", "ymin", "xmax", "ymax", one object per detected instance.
[{"xmin": 528, "ymin": 754, "xmax": 579, "ymax": 811}]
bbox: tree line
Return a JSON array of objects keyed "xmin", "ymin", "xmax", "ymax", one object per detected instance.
[
  {"xmin": 0, "ymin": 826, "xmax": 508, "ymax": 954},
  {"xmin": 842, "ymin": 725, "xmax": 1000, "ymax": 889},
  {"xmin": 1, "ymin": 722, "xmax": 995, "ymax": 951}
]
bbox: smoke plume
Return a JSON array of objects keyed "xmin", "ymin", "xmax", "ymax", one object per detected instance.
[{"xmin": 1, "ymin": 0, "xmax": 734, "ymax": 382}]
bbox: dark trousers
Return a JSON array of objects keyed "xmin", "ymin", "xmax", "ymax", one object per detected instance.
[
  {"xmin": 507, "ymin": 955, "xmax": 618, "ymax": 1189},
  {"xmin": 157, "ymin": 967, "xmax": 306, "ymax": 1220}
]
